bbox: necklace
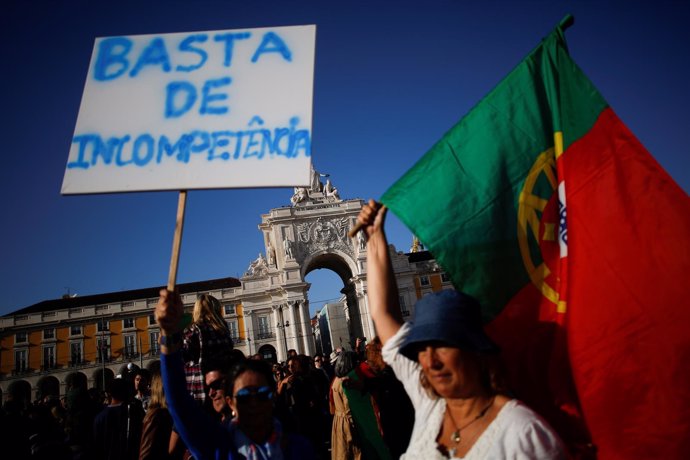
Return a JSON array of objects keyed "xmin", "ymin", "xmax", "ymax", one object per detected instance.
[{"xmin": 446, "ymin": 397, "xmax": 495, "ymax": 452}]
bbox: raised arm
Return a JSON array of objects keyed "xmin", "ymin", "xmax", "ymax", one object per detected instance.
[
  {"xmin": 155, "ymin": 289, "xmax": 231, "ymax": 460},
  {"xmin": 357, "ymin": 200, "xmax": 403, "ymax": 345}
]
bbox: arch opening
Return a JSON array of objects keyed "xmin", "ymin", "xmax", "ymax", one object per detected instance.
[
  {"xmin": 303, "ymin": 252, "xmax": 365, "ymax": 357},
  {"xmin": 258, "ymin": 344, "xmax": 277, "ymax": 363}
]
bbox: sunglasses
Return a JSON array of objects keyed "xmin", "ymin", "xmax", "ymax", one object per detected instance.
[
  {"xmin": 207, "ymin": 379, "xmax": 225, "ymax": 392},
  {"xmin": 234, "ymin": 386, "xmax": 273, "ymax": 403}
]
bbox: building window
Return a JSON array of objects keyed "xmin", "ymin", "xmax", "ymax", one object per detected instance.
[
  {"xmin": 150, "ymin": 331, "xmax": 160, "ymax": 356},
  {"xmin": 441, "ymin": 272, "xmax": 451, "ymax": 283},
  {"xmin": 258, "ymin": 316, "xmax": 271, "ymax": 339},
  {"xmin": 123, "ymin": 318, "xmax": 135, "ymax": 329},
  {"xmin": 70, "ymin": 342, "xmax": 83, "ymax": 365},
  {"xmin": 420, "ymin": 275, "xmax": 430, "ymax": 286},
  {"xmin": 399, "ymin": 295, "xmax": 410, "ymax": 317},
  {"xmin": 43, "ymin": 328, "xmax": 55, "ymax": 340},
  {"xmin": 97, "ymin": 320, "xmax": 109, "ymax": 332},
  {"xmin": 227, "ymin": 320, "xmax": 239, "ymax": 341},
  {"xmin": 148, "ymin": 314, "xmax": 156, "ymax": 325},
  {"xmin": 124, "ymin": 334, "xmax": 137, "ymax": 358},
  {"xmin": 15, "ymin": 349, "xmax": 28, "ymax": 373},
  {"xmin": 43, "ymin": 346, "xmax": 56, "ymax": 369},
  {"xmin": 70, "ymin": 325, "xmax": 82, "ymax": 336},
  {"xmin": 224, "ymin": 304, "xmax": 236, "ymax": 315},
  {"xmin": 16, "ymin": 331, "xmax": 28, "ymax": 343},
  {"xmin": 97, "ymin": 337, "xmax": 110, "ymax": 362}
]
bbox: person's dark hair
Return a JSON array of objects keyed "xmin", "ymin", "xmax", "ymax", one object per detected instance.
[
  {"xmin": 224, "ymin": 359, "xmax": 275, "ymax": 395},
  {"xmin": 230, "ymin": 349, "xmax": 246, "ymax": 362},
  {"xmin": 131, "ymin": 368, "xmax": 150, "ymax": 381},
  {"xmin": 286, "ymin": 354, "xmax": 299, "ymax": 371},
  {"xmin": 297, "ymin": 354, "xmax": 311, "ymax": 371},
  {"xmin": 108, "ymin": 378, "xmax": 131, "ymax": 402},
  {"xmin": 87, "ymin": 387, "xmax": 102, "ymax": 402},
  {"xmin": 334, "ymin": 351, "xmax": 358, "ymax": 378},
  {"xmin": 274, "ymin": 363, "xmax": 287, "ymax": 380}
]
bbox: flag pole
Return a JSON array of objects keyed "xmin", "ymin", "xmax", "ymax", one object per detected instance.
[
  {"xmin": 167, "ymin": 190, "xmax": 187, "ymax": 291},
  {"xmin": 559, "ymin": 14, "xmax": 574, "ymax": 31},
  {"xmin": 347, "ymin": 222, "xmax": 363, "ymax": 239}
]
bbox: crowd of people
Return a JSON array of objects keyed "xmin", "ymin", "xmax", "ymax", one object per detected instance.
[
  {"xmin": 156, "ymin": 284, "xmax": 416, "ymax": 460},
  {"xmin": 2, "ymin": 200, "xmax": 568, "ymax": 459},
  {"xmin": 151, "ymin": 200, "xmax": 566, "ymax": 459},
  {"xmin": 0, "ymin": 328, "xmax": 411, "ymax": 460},
  {"xmin": 0, "ymin": 366, "xmax": 155, "ymax": 460}
]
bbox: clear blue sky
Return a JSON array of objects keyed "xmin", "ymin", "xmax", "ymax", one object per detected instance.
[{"xmin": 1, "ymin": 0, "xmax": 688, "ymax": 317}]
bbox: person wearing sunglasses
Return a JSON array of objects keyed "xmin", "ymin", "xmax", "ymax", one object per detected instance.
[
  {"xmin": 156, "ymin": 289, "xmax": 317, "ymax": 460},
  {"xmin": 203, "ymin": 351, "xmax": 236, "ymax": 423}
]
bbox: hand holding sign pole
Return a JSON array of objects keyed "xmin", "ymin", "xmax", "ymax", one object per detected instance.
[{"xmin": 62, "ymin": 25, "xmax": 316, "ymax": 291}]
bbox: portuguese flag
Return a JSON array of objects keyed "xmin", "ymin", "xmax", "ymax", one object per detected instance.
[{"xmin": 381, "ymin": 16, "xmax": 690, "ymax": 459}]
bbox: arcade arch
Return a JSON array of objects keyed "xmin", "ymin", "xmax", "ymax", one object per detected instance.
[
  {"xmin": 7, "ymin": 379, "xmax": 32, "ymax": 404},
  {"xmin": 92, "ymin": 368, "xmax": 115, "ymax": 392},
  {"xmin": 65, "ymin": 372, "xmax": 88, "ymax": 391},
  {"xmin": 36, "ymin": 375, "xmax": 60, "ymax": 400},
  {"xmin": 258, "ymin": 344, "xmax": 277, "ymax": 363}
]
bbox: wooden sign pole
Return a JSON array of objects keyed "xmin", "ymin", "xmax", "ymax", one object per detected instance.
[{"xmin": 167, "ymin": 190, "xmax": 187, "ymax": 291}]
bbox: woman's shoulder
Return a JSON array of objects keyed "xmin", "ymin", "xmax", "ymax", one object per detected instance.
[
  {"xmin": 142, "ymin": 407, "xmax": 172, "ymax": 433},
  {"xmin": 487, "ymin": 399, "xmax": 566, "ymax": 459},
  {"xmin": 496, "ymin": 399, "xmax": 546, "ymax": 424},
  {"xmin": 145, "ymin": 406, "xmax": 170, "ymax": 419}
]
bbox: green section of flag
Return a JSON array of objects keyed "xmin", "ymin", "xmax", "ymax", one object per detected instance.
[{"xmin": 381, "ymin": 21, "xmax": 606, "ymax": 319}]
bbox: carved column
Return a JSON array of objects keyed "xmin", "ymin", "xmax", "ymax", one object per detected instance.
[
  {"xmin": 290, "ymin": 301, "xmax": 303, "ymax": 354},
  {"xmin": 287, "ymin": 301, "xmax": 301, "ymax": 353},
  {"xmin": 360, "ymin": 291, "xmax": 376, "ymax": 340},
  {"xmin": 300, "ymin": 300, "xmax": 316, "ymax": 355},
  {"xmin": 244, "ymin": 310, "xmax": 254, "ymax": 356},
  {"xmin": 272, "ymin": 305, "xmax": 286, "ymax": 361}
]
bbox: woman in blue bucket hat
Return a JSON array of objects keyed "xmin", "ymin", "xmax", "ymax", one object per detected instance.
[{"xmin": 356, "ymin": 200, "xmax": 564, "ymax": 460}]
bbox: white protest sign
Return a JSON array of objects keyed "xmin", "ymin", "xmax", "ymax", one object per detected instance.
[{"xmin": 62, "ymin": 25, "xmax": 315, "ymax": 194}]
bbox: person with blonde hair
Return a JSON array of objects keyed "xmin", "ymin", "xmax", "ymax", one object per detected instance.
[
  {"xmin": 182, "ymin": 294, "xmax": 234, "ymax": 405},
  {"xmin": 139, "ymin": 373, "xmax": 180, "ymax": 459}
]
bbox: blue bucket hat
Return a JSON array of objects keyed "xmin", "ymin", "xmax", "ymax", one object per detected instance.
[{"xmin": 399, "ymin": 290, "xmax": 499, "ymax": 361}]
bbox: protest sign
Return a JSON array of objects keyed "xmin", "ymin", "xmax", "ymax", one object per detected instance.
[{"xmin": 62, "ymin": 25, "xmax": 315, "ymax": 194}]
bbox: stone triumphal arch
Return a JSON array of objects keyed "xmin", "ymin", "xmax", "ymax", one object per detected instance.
[{"xmin": 240, "ymin": 168, "xmax": 373, "ymax": 361}]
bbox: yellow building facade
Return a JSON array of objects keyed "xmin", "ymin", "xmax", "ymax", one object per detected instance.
[{"xmin": 0, "ymin": 277, "xmax": 244, "ymax": 403}]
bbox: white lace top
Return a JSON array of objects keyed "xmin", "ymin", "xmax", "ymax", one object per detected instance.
[{"xmin": 382, "ymin": 322, "xmax": 565, "ymax": 459}]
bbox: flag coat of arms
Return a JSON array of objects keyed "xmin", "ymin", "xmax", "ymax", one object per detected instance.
[{"xmin": 382, "ymin": 16, "xmax": 690, "ymax": 459}]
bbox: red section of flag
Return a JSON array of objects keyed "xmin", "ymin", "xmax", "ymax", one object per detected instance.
[
  {"xmin": 486, "ymin": 280, "xmax": 592, "ymax": 456},
  {"xmin": 562, "ymin": 108, "xmax": 690, "ymax": 458}
]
